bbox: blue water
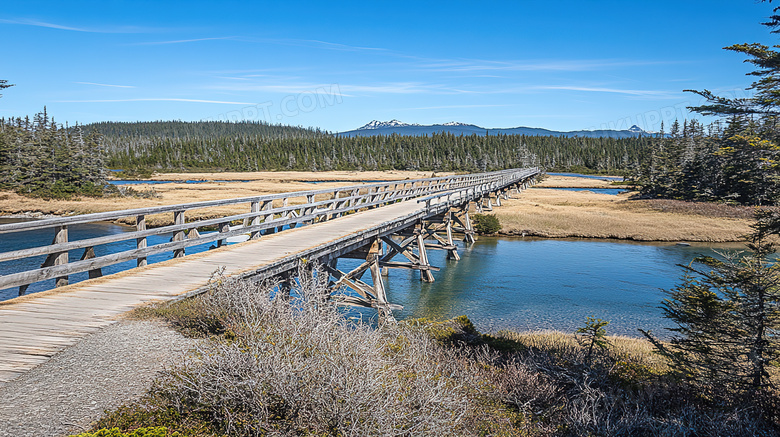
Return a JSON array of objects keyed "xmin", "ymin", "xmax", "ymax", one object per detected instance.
[
  {"xmin": 301, "ymin": 179, "xmax": 387, "ymax": 184},
  {"xmin": 108, "ymin": 179, "xmax": 249, "ymax": 185},
  {"xmin": 547, "ymin": 172, "xmax": 624, "ymax": 181},
  {"xmin": 336, "ymin": 237, "xmax": 744, "ymax": 337},
  {"xmin": 539, "ymin": 187, "xmax": 628, "ymax": 195},
  {"xmin": 0, "ymin": 218, "xmax": 744, "ymax": 337}
]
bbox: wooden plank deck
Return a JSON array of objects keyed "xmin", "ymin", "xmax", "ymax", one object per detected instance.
[{"xmin": 0, "ymin": 198, "xmax": 427, "ymax": 385}]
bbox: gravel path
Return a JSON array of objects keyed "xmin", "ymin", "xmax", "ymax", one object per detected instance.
[{"xmin": 0, "ymin": 319, "xmax": 199, "ymax": 437}]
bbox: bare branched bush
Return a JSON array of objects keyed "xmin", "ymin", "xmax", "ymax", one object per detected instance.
[
  {"xmin": 155, "ymin": 265, "xmax": 481, "ymax": 436},
  {"xmin": 112, "ymin": 269, "xmax": 779, "ymax": 436}
]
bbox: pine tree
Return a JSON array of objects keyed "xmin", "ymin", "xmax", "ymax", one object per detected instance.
[
  {"xmin": 0, "ymin": 79, "xmax": 13, "ymax": 98},
  {"xmin": 642, "ymin": 210, "xmax": 780, "ymax": 393}
]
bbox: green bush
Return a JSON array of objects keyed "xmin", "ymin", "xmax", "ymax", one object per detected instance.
[
  {"xmin": 70, "ymin": 427, "xmax": 176, "ymax": 437},
  {"xmin": 472, "ymin": 213, "xmax": 501, "ymax": 234}
]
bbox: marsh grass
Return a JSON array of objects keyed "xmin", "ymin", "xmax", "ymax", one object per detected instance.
[{"xmin": 496, "ymin": 188, "xmax": 754, "ymax": 241}]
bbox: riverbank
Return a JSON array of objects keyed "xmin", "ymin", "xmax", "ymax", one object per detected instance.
[
  {"xmin": 0, "ymin": 172, "xmax": 757, "ymax": 242},
  {"xmin": 494, "ymin": 176, "xmax": 755, "ymax": 242}
]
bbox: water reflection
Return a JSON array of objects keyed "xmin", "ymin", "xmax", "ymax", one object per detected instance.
[{"xmin": 339, "ymin": 237, "xmax": 744, "ymax": 338}]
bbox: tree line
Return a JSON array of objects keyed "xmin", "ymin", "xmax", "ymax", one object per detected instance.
[
  {"xmin": 0, "ymin": 108, "xmax": 106, "ymax": 198},
  {"xmin": 89, "ymin": 121, "xmax": 650, "ymax": 174},
  {"xmin": 632, "ymin": 1, "xmax": 780, "ymax": 206}
]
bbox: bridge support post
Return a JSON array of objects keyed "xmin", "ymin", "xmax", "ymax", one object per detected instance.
[
  {"xmin": 494, "ymin": 192, "xmax": 502, "ymax": 207},
  {"xmin": 458, "ymin": 205, "xmax": 476, "ymax": 243},
  {"xmin": 367, "ymin": 242, "xmax": 393, "ymax": 322},
  {"xmin": 445, "ymin": 211, "xmax": 460, "ymax": 260},
  {"xmin": 416, "ymin": 223, "xmax": 435, "ymax": 282},
  {"xmin": 326, "ymin": 239, "xmax": 400, "ymax": 322}
]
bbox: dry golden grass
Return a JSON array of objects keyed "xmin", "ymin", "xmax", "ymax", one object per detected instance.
[
  {"xmin": 496, "ymin": 186, "xmax": 753, "ymax": 242},
  {"xmin": 0, "ymin": 172, "xmax": 758, "ymax": 241},
  {"xmin": 495, "ymin": 329, "xmax": 668, "ymax": 372},
  {"xmin": 132, "ymin": 169, "xmax": 447, "ymax": 182},
  {"xmin": 536, "ymin": 175, "xmax": 618, "ymax": 188},
  {"xmin": 0, "ymin": 170, "xmax": 450, "ymax": 227}
]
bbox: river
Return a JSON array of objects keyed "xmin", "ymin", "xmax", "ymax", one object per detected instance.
[{"xmin": 0, "ymin": 218, "xmax": 743, "ymax": 337}]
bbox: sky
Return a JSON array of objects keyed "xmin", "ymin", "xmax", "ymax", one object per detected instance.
[{"xmin": 0, "ymin": 0, "xmax": 774, "ymax": 133}]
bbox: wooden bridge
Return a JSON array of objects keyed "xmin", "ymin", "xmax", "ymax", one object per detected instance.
[{"xmin": 0, "ymin": 168, "xmax": 540, "ymax": 384}]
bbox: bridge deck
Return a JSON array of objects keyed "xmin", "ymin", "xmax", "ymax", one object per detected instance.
[{"xmin": 0, "ymin": 198, "xmax": 425, "ymax": 385}]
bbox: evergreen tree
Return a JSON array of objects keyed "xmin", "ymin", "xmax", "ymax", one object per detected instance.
[
  {"xmin": 0, "ymin": 109, "xmax": 107, "ymax": 198},
  {"xmin": 0, "ymin": 79, "xmax": 12, "ymax": 98},
  {"xmin": 643, "ymin": 210, "xmax": 780, "ymax": 393}
]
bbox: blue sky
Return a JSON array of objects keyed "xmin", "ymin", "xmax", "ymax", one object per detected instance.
[{"xmin": 0, "ymin": 1, "xmax": 773, "ymax": 132}]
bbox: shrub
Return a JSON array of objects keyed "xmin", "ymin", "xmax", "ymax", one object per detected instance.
[
  {"xmin": 472, "ymin": 213, "xmax": 501, "ymax": 234},
  {"xmin": 96, "ymin": 268, "xmax": 780, "ymax": 436},
  {"xmin": 70, "ymin": 427, "xmax": 175, "ymax": 437}
]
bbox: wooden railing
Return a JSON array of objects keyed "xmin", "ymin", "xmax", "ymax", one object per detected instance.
[{"xmin": 0, "ymin": 168, "xmax": 540, "ymax": 293}]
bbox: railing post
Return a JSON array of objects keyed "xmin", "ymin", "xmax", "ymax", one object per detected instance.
[
  {"xmin": 250, "ymin": 201, "xmax": 261, "ymax": 240},
  {"xmin": 217, "ymin": 221, "xmax": 230, "ymax": 247},
  {"xmin": 278, "ymin": 197, "xmax": 288, "ymax": 233},
  {"xmin": 173, "ymin": 210, "xmax": 186, "ymax": 258},
  {"xmin": 262, "ymin": 200, "xmax": 274, "ymax": 233},
  {"xmin": 305, "ymin": 194, "xmax": 315, "ymax": 223},
  {"xmin": 54, "ymin": 225, "xmax": 68, "ymax": 287},
  {"xmin": 80, "ymin": 246, "xmax": 103, "ymax": 279},
  {"xmin": 136, "ymin": 214, "xmax": 147, "ymax": 267}
]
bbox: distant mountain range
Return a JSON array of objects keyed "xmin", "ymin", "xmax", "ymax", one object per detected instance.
[{"xmin": 338, "ymin": 119, "xmax": 656, "ymax": 139}]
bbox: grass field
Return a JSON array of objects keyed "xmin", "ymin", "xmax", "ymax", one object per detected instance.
[
  {"xmin": 0, "ymin": 172, "xmax": 757, "ymax": 241},
  {"xmin": 496, "ymin": 176, "xmax": 754, "ymax": 242}
]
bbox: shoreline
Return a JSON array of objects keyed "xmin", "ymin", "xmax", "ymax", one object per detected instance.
[{"xmin": 0, "ymin": 174, "xmax": 755, "ymax": 243}]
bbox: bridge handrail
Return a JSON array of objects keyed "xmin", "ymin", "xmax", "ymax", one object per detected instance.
[
  {"xmin": 0, "ymin": 168, "xmax": 527, "ymax": 234},
  {"xmin": 0, "ymin": 167, "xmax": 540, "ymax": 292},
  {"xmin": 415, "ymin": 168, "xmax": 539, "ymax": 205}
]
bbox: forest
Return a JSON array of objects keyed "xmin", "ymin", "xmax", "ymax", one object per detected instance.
[{"xmin": 88, "ymin": 120, "xmax": 651, "ymax": 174}]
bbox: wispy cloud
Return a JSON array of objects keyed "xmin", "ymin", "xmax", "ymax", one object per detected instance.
[
  {"xmin": 237, "ymin": 37, "xmax": 388, "ymax": 52},
  {"xmin": 533, "ymin": 85, "xmax": 675, "ymax": 97},
  {"xmin": 75, "ymin": 82, "xmax": 135, "ymax": 89},
  {"xmin": 209, "ymin": 81, "xmax": 465, "ymax": 95},
  {"xmin": 131, "ymin": 36, "xmax": 234, "ymax": 45},
  {"xmin": 0, "ymin": 18, "xmax": 85, "ymax": 32},
  {"xmin": 55, "ymin": 98, "xmax": 256, "ymax": 105},
  {"xmin": 404, "ymin": 104, "xmax": 512, "ymax": 110},
  {"xmin": 419, "ymin": 58, "xmax": 672, "ymax": 73},
  {"xmin": 0, "ymin": 17, "xmax": 162, "ymax": 33}
]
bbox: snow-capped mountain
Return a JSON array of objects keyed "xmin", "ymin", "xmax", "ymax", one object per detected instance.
[
  {"xmin": 339, "ymin": 121, "xmax": 656, "ymax": 139},
  {"xmin": 358, "ymin": 119, "xmax": 420, "ymax": 130}
]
